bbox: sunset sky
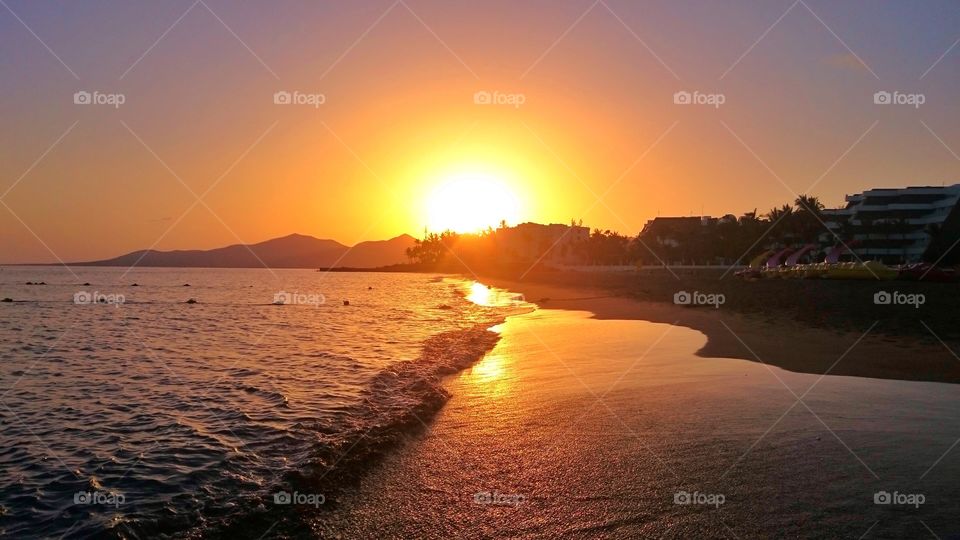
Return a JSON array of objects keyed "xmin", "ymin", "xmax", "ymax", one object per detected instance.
[{"xmin": 2, "ymin": 0, "xmax": 959, "ymax": 263}]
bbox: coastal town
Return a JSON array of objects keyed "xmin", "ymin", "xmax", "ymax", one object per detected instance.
[{"xmin": 407, "ymin": 183, "xmax": 960, "ymax": 280}]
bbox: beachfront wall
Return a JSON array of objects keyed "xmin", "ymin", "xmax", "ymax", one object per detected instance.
[
  {"xmin": 558, "ymin": 265, "xmax": 638, "ymax": 272},
  {"xmin": 821, "ymin": 184, "xmax": 960, "ymax": 264}
]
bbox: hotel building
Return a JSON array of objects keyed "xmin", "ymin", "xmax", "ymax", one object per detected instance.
[{"xmin": 821, "ymin": 184, "xmax": 960, "ymax": 263}]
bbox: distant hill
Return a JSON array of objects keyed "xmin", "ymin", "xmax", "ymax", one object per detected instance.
[{"xmin": 72, "ymin": 233, "xmax": 417, "ymax": 269}]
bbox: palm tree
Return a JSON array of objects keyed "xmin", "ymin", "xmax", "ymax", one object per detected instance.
[
  {"xmin": 765, "ymin": 204, "xmax": 794, "ymax": 244},
  {"xmin": 733, "ymin": 210, "xmax": 766, "ymax": 263},
  {"xmin": 793, "ymin": 195, "xmax": 825, "ymax": 243},
  {"xmin": 794, "ymin": 195, "xmax": 825, "ymax": 214},
  {"xmin": 765, "ymin": 204, "xmax": 793, "ymax": 222}
]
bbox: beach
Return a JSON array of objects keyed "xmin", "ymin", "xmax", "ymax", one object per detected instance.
[
  {"xmin": 314, "ymin": 280, "xmax": 960, "ymax": 539},
  {"xmin": 474, "ymin": 272, "xmax": 960, "ymax": 384}
]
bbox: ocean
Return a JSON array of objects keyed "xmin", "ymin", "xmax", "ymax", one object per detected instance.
[{"xmin": 0, "ymin": 267, "xmax": 529, "ymax": 538}]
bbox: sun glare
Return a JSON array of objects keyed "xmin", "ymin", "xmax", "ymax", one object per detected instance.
[
  {"xmin": 425, "ymin": 172, "xmax": 521, "ymax": 233},
  {"xmin": 467, "ymin": 281, "xmax": 492, "ymax": 305}
]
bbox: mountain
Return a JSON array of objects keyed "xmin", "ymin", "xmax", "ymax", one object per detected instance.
[{"xmin": 73, "ymin": 233, "xmax": 417, "ymax": 269}]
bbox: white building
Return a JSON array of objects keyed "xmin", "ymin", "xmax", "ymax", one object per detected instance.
[
  {"xmin": 495, "ymin": 222, "xmax": 590, "ymax": 265},
  {"xmin": 822, "ymin": 184, "xmax": 960, "ymax": 263}
]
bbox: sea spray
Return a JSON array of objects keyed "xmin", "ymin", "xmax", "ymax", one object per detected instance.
[{"xmin": 209, "ymin": 321, "xmax": 508, "ymax": 538}]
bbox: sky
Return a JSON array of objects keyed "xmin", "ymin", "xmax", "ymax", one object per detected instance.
[{"xmin": 1, "ymin": 0, "xmax": 959, "ymax": 263}]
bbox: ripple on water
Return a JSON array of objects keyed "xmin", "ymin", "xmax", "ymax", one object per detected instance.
[{"xmin": 0, "ymin": 269, "xmax": 526, "ymax": 538}]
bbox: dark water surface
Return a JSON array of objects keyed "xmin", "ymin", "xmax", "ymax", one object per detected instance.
[{"xmin": 0, "ymin": 267, "xmax": 527, "ymax": 538}]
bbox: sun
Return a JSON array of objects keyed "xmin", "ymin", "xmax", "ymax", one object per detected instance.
[{"xmin": 424, "ymin": 171, "xmax": 521, "ymax": 233}]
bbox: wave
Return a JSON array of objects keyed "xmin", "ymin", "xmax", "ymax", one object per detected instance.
[
  {"xmin": 296, "ymin": 323, "xmax": 503, "ymax": 483},
  {"xmin": 120, "ymin": 320, "xmax": 508, "ymax": 539}
]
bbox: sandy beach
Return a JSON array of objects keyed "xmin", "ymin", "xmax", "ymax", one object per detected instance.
[
  {"xmin": 312, "ymin": 280, "xmax": 960, "ymax": 539},
  {"xmin": 482, "ymin": 278, "xmax": 960, "ymax": 384}
]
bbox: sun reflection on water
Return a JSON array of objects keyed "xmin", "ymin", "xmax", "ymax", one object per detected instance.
[
  {"xmin": 464, "ymin": 281, "xmax": 526, "ymax": 309},
  {"xmin": 464, "ymin": 352, "xmax": 515, "ymax": 400},
  {"xmin": 467, "ymin": 282, "xmax": 493, "ymax": 306},
  {"xmin": 470, "ymin": 353, "xmax": 506, "ymax": 383},
  {"xmin": 457, "ymin": 281, "xmax": 528, "ymax": 399}
]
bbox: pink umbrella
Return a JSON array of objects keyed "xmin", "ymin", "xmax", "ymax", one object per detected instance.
[
  {"xmin": 785, "ymin": 244, "xmax": 816, "ymax": 266},
  {"xmin": 824, "ymin": 240, "xmax": 859, "ymax": 263},
  {"xmin": 765, "ymin": 247, "xmax": 794, "ymax": 268}
]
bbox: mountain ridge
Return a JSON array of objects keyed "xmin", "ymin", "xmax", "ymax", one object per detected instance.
[{"xmin": 69, "ymin": 233, "xmax": 417, "ymax": 269}]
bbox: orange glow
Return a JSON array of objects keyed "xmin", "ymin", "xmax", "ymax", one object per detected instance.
[
  {"xmin": 423, "ymin": 171, "xmax": 521, "ymax": 233},
  {"xmin": 470, "ymin": 354, "xmax": 507, "ymax": 384},
  {"xmin": 8, "ymin": 2, "xmax": 949, "ymax": 265},
  {"xmin": 466, "ymin": 281, "xmax": 493, "ymax": 306}
]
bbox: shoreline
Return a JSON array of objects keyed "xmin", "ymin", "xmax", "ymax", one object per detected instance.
[
  {"xmin": 481, "ymin": 277, "xmax": 960, "ymax": 385},
  {"xmin": 312, "ymin": 282, "xmax": 960, "ymax": 538}
]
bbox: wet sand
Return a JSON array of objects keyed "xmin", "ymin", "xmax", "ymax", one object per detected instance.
[
  {"xmin": 475, "ymin": 267, "xmax": 960, "ymax": 344},
  {"xmin": 483, "ymin": 279, "xmax": 960, "ymax": 385},
  {"xmin": 313, "ymin": 284, "xmax": 960, "ymax": 539}
]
